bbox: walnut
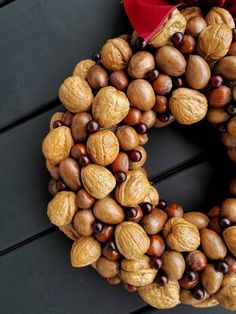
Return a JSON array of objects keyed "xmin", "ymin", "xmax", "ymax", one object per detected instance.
[
  {"xmin": 49, "ymin": 112, "xmax": 64, "ymax": 130},
  {"xmin": 181, "ymin": 7, "xmax": 203, "ymax": 21},
  {"xmin": 73, "ymin": 59, "xmax": 95, "ymax": 79},
  {"xmin": 163, "ymin": 217, "xmax": 200, "ymax": 252},
  {"xmin": 42, "ymin": 126, "xmax": 74, "ymax": 165},
  {"xmin": 205, "ymin": 7, "xmax": 235, "ymax": 29},
  {"xmin": 214, "ymin": 273, "xmax": 236, "ymax": 311},
  {"xmin": 149, "ymin": 9, "xmax": 186, "ymax": 48},
  {"xmin": 115, "ymin": 221, "xmax": 150, "ymax": 260},
  {"xmin": 100, "ymin": 37, "xmax": 132, "ymax": 71},
  {"xmin": 70, "ymin": 236, "xmax": 102, "ymax": 267},
  {"xmin": 59, "ymin": 76, "xmax": 93, "ymax": 113},
  {"xmin": 143, "ymin": 185, "xmax": 159, "ymax": 207},
  {"xmin": 115, "ymin": 170, "xmax": 150, "ymax": 206},
  {"xmin": 223, "ymin": 226, "xmax": 236, "ymax": 257},
  {"xmin": 197, "ymin": 24, "xmax": 232, "ymax": 61},
  {"xmin": 46, "ymin": 160, "xmax": 60, "ymax": 180},
  {"xmin": 169, "ymin": 88, "xmax": 208, "ymax": 125},
  {"xmin": 138, "ymin": 281, "xmax": 180, "ymax": 309},
  {"xmin": 86, "ymin": 130, "xmax": 119, "ymax": 166},
  {"xmin": 121, "ymin": 255, "xmax": 151, "ymax": 271},
  {"xmin": 92, "ymin": 86, "xmax": 130, "ymax": 128},
  {"xmin": 59, "ymin": 223, "xmax": 80, "ymax": 241},
  {"xmin": 193, "ymin": 297, "xmax": 218, "ymax": 308},
  {"xmin": 47, "ymin": 191, "xmax": 77, "ymax": 226},
  {"xmin": 81, "ymin": 164, "xmax": 116, "ymax": 199}
]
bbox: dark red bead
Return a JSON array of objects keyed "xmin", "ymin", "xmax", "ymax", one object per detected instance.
[
  {"xmin": 56, "ymin": 181, "xmax": 66, "ymax": 191},
  {"xmin": 152, "ymin": 257, "xmax": 163, "ymax": 270},
  {"xmin": 155, "ymin": 274, "xmax": 168, "ymax": 287},
  {"xmin": 148, "ymin": 69, "xmax": 159, "ymax": 81},
  {"xmin": 115, "ymin": 171, "xmax": 127, "ymax": 183},
  {"xmin": 220, "ymin": 217, "xmax": 231, "ymax": 229},
  {"xmin": 226, "ymin": 104, "xmax": 236, "ymax": 116},
  {"xmin": 78, "ymin": 155, "xmax": 90, "ymax": 167},
  {"xmin": 183, "ymin": 270, "xmax": 197, "ymax": 281},
  {"xmin": 218, "ymin": 124, "xmax": 227, "ymax": 133},
  {"xmin": 210, "ymin": 75, "xmax": 223, "ymax": 88},
  {"xmin": 157, "ymin": 112, "xmax": 170, "ymax": 122},
  {"xmin": 233, "ymin": 28, "xmax": 236, "ymax": 41},
  {"xmin": 172, "ymin": 32, "xmax": 184, "ymax": 46},
  {"xmin": 86, "ymin": 120, "xmax": 100, "ymax": 133},
  {"xmin": 158, "ymin": 199, "xmax": 167, "ymax": 210},
  {"xmin": 126, "ymin": 207, "xmax": 138, "ymax": 220},
  {"xmin": 129, "ymin": 150, "xmax": 142, "ymax": 162},
  {"xmin": 173, "ymin": 77, "xmax": 184, "ymax": 88},
  {"xmin": 92, "ymin": 221, "xmax": 104, "ymax": 234},
  {"xmin": 215, "ymin": 260, "xmax": 229, "ymax": 274},
  {"xmin": 92, "ymin": 52, "xmax": 101, "ymax": 62},
  {"xmin": 136, "ymin": 123, "xmax": 148, "ymax": 134},
  {"xmin": 140, "ymin": 202, "xmax": 153, "ymax": 214},
  {"xmin": 135, "ymin": 37, "xmax": 147, "ymax": 49},
  {"xmin": 192, "ymin": 287, "xmax": 205, "ymax": 300},
  {"xmin": 106, "ymin": 240, "xmax": 117, "ymax": 251},
  {"xmin": 53, "ymin": 120, "xmax": 64, "ymax": 128}
]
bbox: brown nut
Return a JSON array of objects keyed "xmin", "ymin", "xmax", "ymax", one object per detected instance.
[
  {"xmin": 193, "ymin": 297, "xmax": 218, "ymax": 308},
  {"xmin": 225, "ymin": 256, "xmax": 236, "ymax": 273},
  {"xmin": 147, "ymin": 235, "xmax": 165, "ymax": 257},
  {"xmin": 179, "ymin": 35, "xmax": 196, "ymax": 55},
  {"xmin": 127, "ymin": 79, "xmax": 155, "ymax": 111},
  {"xmin": 233, "ymin": 86, "xmax": 236, "ymax": 101},
  {"xmin": 181, "ymin": 7, "xmax": 203, "ymax": 21},
  {"xmin": 100, "ymin": 37, "xmax": 132, "ymax": 71},
  {"xmin": 138, "ymin": 281, "xmax": 180, "ymax": 309},
  {"xmin": 141, "ymin": 208, "xmax": 167, "ymax": 235},
  {"xmin": 207, "ymin": 108, "xmax": 230, "ymax": 124},
  {"xmin": 154, "ymin": 95, "xmax": 168, "ymax": 113},
  {"xmin": 197, "ymin": 24, "xmax": 232, "ymax": 61},
  {"xmin": 72, "ymin": 209, "xmax": 95, "ymax": 236},
  {"xmin": 169, "ymin": 88, "xmax": 208, "ymax": 125},
  {"xmin": 71, "ymin": 143, "xmax": 87, "ymax": 159},
  {"xmin": 103, "ymin": 241, "xmax": 121, "ymax": 261},
  {"xmin": 155, "ymin": 46, "xmax": 186, "ymax": 77},
  {"xmin": 59, "ymin": 223, "xmax": 80, "ymax": 241},
  {"xmin": 165, "ymin": 204, "xmax": 183, "ymax": 218},
  {"xmin": 230, "ymin": 178, "xmax": 236, "ymax": 196},
  {"xmin": 70, "ymin": 236, "xmax": 101, "ymax": 267},
  {"xmin": 185, "ymin": 55, "xmax": 210, "ymax": 90},
  {"xmin": 183, "ymin": 212, "xmax": 209, "ymax": 230},
  {"xmin": 96, "ymin": 256, "xmax": 119, "ymax": 278},
  {"xmin": 81, "ymin": 164, "xmax": 116, "ymax": 199},
  {"xmin": 95, "ymin": 225, "xmax": 114, "ymax": 243},
  {"xmin": 223, "ymin": 226, "xmax": 236, "ymax": 257},
  {"xmin": 128, "ymin": 51, "xmax": 155, "ymax": 79},
  {"xmin": 208, "ymin": 217, "xmax": 222, "ymax": 233},
  {"xmin": 141, "ymin": 110, "xmax": 157, "ymax": 129},
  {"xmin": 93, "ymin": 197, "xmax": 124, "ymax": 224},
  {"xmin": 76, "ymin": 188, "xmax": 94, "ymax": 209},
  {"xmin": 161, "ymin": 250, "xmax": 185, "ymax": 280},
  {"xmin": 73, "ymin": 59, "xmax": 95, "ymax": 79},
  {"xmin": 129, "ymin": 146, "xmax": 147, "ymax": 170},
  {"xmin": 152, "ymin": 74, "xmax": 173, "ymax": 96},
  {"xmin": 149, "ymin": 8, "xmax": 186, "ymax": 48},
  {"xmin": 109, "ymin": 70, "xmax": 129, "ymax": 91},
  {"xmin": 42, "ymin": 126, "xmax": 74, "ymax": 165},
  {"xmin": 208, "ymin": 85, "xmax": 232, "ymax": 108},
  {"xmin": 208, "ymin": 205, "xmax": 220, "ymax": 219},
  {"xmin": 48, "ymin": 179, "xmax": 58, "ymax": 196},
  {"xmin": 47, "ymin": 191, "xmax": 77, "ymax": 226},
  {"xmin": 92, "ymin": 86, "xmax": 130, "ymax": 128},
  {"xmin": 228, "ymin": 117, "xmax": 236, "ymax": 137},
  {"xmin": 59, "ymin": 76, "xmax": 93, "ymax": 113},
  {"xmin": 179, "ymin": 271, "xmax": 199, "ymax": 290},
  {"xmin": 107, "ymin": 276, "xmax": 121, "ymax": 285},
  {"xmin": 111, "ymin": 152, "xmax": 129, "ymax": 173},
  {"xmin": 124, "ymin": 108, "xmax": 142, "ymax": 126},
  {"xmin": 205, "ymin": 7, "xmax": 235, "ymax": 29},
  {"xmin": 87, "ymin": 64, "xmax": 108, "ymax": 89},
  {"xmin": 71, "ymin": 112, "xmax": 92, "ymax": 142},
  {"xmin": 200, "ymin": 228, "xmax": 227, "ymax": 260},
  {"xmin": 86, "ymin": 130, "xmax": 119, "ymax": 166},
  {"xmin": 115, "ymin": 221, "xmax": 150, "ymax": 260},
  {"xmin": 186, "ymin": 250, "xmax": 207, "ymax": 271},
  {"xmin": 186, "ymin": 17, "xmax": 207, "ymax": 38},
  {"xmin": 143, "ymin": 185, "xmax": 160, "ymax": 207},
  {"xmin": 229, "ymin": 42, "xmax": 236, "ymax": 56},
  {"xmin": 163, "ymin": 217, "xmax": 200, "ymax": 252},
  {"xmin": 214, "ymin": 273, "xmax": 236, "ymax": 311},
  {"xmin": 59, "ymin": 158, "xmax": 81, "ymax": 191},
  {"xmin": 138, "ymin": 133, "xmax": 149, "ymax": 145},
  {"xmin": 180, "ymin": 289, "xmax": 207, "ymax": 305},
  {"xmin": 46, "ymin": 160, "xmax": 60, "ymax": 180},
  {"xmin": 201, "ymin": 264, "xmax": 223, "ymax": 294},
  {"xmin": 62, "ymin": 111, "xmax": 74, "ymax": 127},
  {"xmin": 49, "ymin": 112, "xmax": 64, "ymax": 130},
  {"xmin": 115, "ymin": 170, "xmax": 150, "ymax": 207},
  {"xmin": 221, "ymin": 198, "xmax": 236, "ymax": 223},
  {"xmin": 116, "ymin": 126, "xmax": 139, "ymax": 151}
]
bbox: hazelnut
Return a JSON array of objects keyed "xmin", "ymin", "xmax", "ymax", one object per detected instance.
[
  {"xmin": 200, "ymin": 228, "xmax": 227, "ymax": 260},
  {"xmin": 111, "ymin": 152, "xmax": 129, "ymax": 173},
  {"xmin": 103, "ymin": 241, "xmax": 120, "ymax": 261},
  {"xmin": 214, "ymin": 56, "xmax": 236, "ymax": 81},
  {"xmin": 96, "ymin": 257, "xmax": 119, "ymax": 278},
  {"xmin": 154, "ymin": 95, "xmax": 168, "ymax": 113},
  {"xmin": 228, "ymin": 116, "xmax": 236, "ymax": 137},
  {"xmin": 201, "ymin": 264, "xmax": 223, "ymax": 295},
  {"xmin": 179, "ymin": 271, "xmax": 199, "ymax": 290},
  {"xmin": 109, "ymin": 70, "xmax": 129, "ymax": 91},
  {"xmin": 208, "ymin": 85, "xmax": 232, "ymax": 108},
  {"xmin": 86, "ymin": 64, "xmax": 108, "ymax": 89},
  {"xmin": 71, "ymin": 112, "xmax": 92, "ymax": 142},
  {"xmin": 186, "ymin": 250, "xmax": 207, "ymax": 271},
  {"xmin": 183, "ymin": 212, "xmax": 209, "ymax": 230},
  {"xmin": 59, "ymin": 76, "xmax": 93, "ymax": 113},
  {"xmin": 127, "ymin": 79, "xmax": 156, "ymax": 111},
  {"xmin": 76, "ymin": 188, "xmax": 94, "ymax": 209},
  {"xmin": 223, "ymin": 226, "xmax": 236, "ymax": 257},
  {"xmin": 161, "ymin": 250, "xmax": 185, "ymax": 280},
  {"xmin": 205, "ymin": 7, "xmax": 235, "ymax": 29},
  {"xmin": 100, "ymin": 37, "xmax": 132, "ymax": 71},
  {"xmin": 214, "ymin": 273, "xmax": 236, "ymax": 311},
  {"xmin": 185, "ymin": 55, "xmax": 210, "ymax": 90},
  {"xmin": 49, "ymin": 112, "xmax": 64, "ymax": 130},
  {"xmin": 141, "ymin": 110, "xmax": 157, "ymax": 129},
  {"xmin": 166, "ymin": 204, "xmax": 183, "ymax": 218},
  {"xmin": 116, "ymin": 126, "xmax": 139, "ymax": 151},
  {"xmin": 221, "ymin": 198, "xmax": 236, "ymax": 223},
  {"xmin": 73, "ymin": 209, "xmax": 95, "ymax": 236},
  {"xmin": 124, "ymin": 108, "xmax": 142, "ymax": 126},
  {"xmin": 152, "ymin": 74, "xmax": 172, "ymax": 96},
  {"xmin": 71, "ymin": 143, "xmax": 87, "ymax": 159},
  {"xmin": 179, "ymin": 35, "xmax": 196, "ymax": 55},
  {"xmin": 141, "ymin": 208, "xmax": 167, "ymax": 235},
  {"xmin": 147, "ymin": 235, "xmax": 165, "ymax": 257},
  {"xmin": 128, "ymin": 51, "xmax": 155, "ymax": 79},
  {"xmin": 186, "ymin": 17, "xmax": 207, "ymax": 38},
  {"xmin": 93, "ymin": 197, "xmax": 124, "ymax": 224},
  {"xmin": 207, "ymin": 108, "xmax": 230, "ymax": 124},
  {"xmin": 73, "ymin": 59, "xmax": 95, "ymax": 79}
]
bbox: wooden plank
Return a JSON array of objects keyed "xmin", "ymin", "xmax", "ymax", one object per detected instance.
[{"xmin": 0, "ymin": 0, "xmax": 131, "ymax": 129}]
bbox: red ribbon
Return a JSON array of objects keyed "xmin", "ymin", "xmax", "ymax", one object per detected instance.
[{"xmin": 123, "ymin": 0, "xmax": 236, "ymax": 41}]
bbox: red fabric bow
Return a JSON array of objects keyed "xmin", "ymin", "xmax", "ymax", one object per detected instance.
[{"xmin": 123, "ymin": 0, "xmax": 236, "ymax": 41}]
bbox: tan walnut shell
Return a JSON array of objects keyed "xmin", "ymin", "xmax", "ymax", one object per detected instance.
[
  {"xmin": 169, "ymin": 88, "xmax": 208, "ymax": 125},
  {"xmin": 223, "ymin": 226, "xmax": 236, "ymax": 257},
  {"xmin": 59, "ymin": 223, "xmax": 80, "ymax": 241},
  {"xmin": 92, "ymin": 86, "xmax": 130, "ymax": 128},
  {"xmin": 149, "ymin": 9, "xmax": 186, "ymax": 48},
  {"xmin": 47, "ymin": 191, "xmax": 77, "ymax": 226},
  {"xmin": 70, "ymin": 236, "xmax": 101, "ymax": 267},
  {"xmin": 205, "ymin": 7, "xmax": 235, "ymax": 29},
  {"xmin": 138, "ymin": 281, "xmax": 180, "ymax": 309},
  {"xmin": 181, "ymin": 7, "xmax": 203, "ymax": 21},
  {"xmin": 100, "ymin": 37, "xmax": 132, "ymax": 71},
  {"xmin": 193, "ymin": 297, "xmax": 218, "ymax": 308},
  {"xmin": 42, "ymin": 126, "xmax": 74, "ymax": 165},
  {"xmin": 143, "ymin": 185, "xmax": 159, "ymax": 207},
  {"xmin": 115, "ymin": 170, "xmax": 150, "ymax": 207},
  {"xmin": 163, "ymin": 217, "xmax": 200, "ymax": 252},
  {"xmin": 115, "ymin": 221, "xmax": 150, "ymax": 260},
  {"xmin": 73, "ymin": 59, "xmax": 95, "ymax": 79},
  {"xmin": 81, "ymin": 164, "xmax": 116, "ymax": 199},
  {"xmin": 197, "ymin": 24, "xmax": 232, "ymax": 62},
  {"xmin": 214, "ymin": 273, "xmax": 236, "ymax": 311},
  {"xmin": 59, "ymin": 76, "xmax": 93, "ymax": 113},
  {"xmin": 87, "ymin": 130, "xmax": 119, "ymax": 166}
]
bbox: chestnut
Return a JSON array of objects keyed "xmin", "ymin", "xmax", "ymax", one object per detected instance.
[
  {"xmin": 124, "ymin": 108, "xmax": 142, "ymax": 126},
  {"xmin": 152, "ymin": 74, "xmax": 172, "ymax": 95},
  {"xmin": 208, "ymin": 85, "xmax": 232, "ymax": 108},
  {"xmin": 147, "ymin": 235, "xmax": 165, "ymax": 257},
  {"xmin": 154, "ymin": 95, "xmax": 168, "ymax": 113},
  {"xmin": 165, "ymin": 203, "xmax": 183, "ymax": 217},
  {"xmin": 179, "ymin": 35, "xmax": 196, "ymax": 54}
]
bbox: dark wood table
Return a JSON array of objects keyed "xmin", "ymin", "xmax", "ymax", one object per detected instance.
[{"xmin": 0, "ymin": 1, "xmax": 235, "ymax": 313}]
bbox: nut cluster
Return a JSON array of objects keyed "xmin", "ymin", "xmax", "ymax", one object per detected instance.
[{"xmin": 42, "ymin": 5, "xmax": 236, "ymax": 312}]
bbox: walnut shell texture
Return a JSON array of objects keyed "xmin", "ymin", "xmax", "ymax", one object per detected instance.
[
  {"xmin": 223, "ymin": 226, "xmax": 236, "ymax": 257},
  {"xmin": 214, "ymin": 273, "xmax": 236, "ymax": 311},
  {"xmin": 92, "ymin": 86, "xmax": 130, "ymax": 128},
  {"xmin": 70, "ymin": 236, "xmax": 101, "ymax": 267},
  {"xmin": 73, "ymin": 59, "xmax": 96, "ymax": 79},
  {"xmin": 169, "ymin": 88, "xmax": 208, "ymax": 125},
  {"xmin": 59, "ymin": 223, "xmax": 81, "ymax": 241},
  {"xmin": 143, "ymin": 185, "xmax": 159, "ymax": 207},
  {"xmin": 205, "ymin": 7, "xmax": 235, "ymax": 29},
  {"xmin": 163, "ymin": 217, "xmax": 200, "ymax": 252},
  {"xmin": 193, "ymin": 297, "xmax": 218, "ymax": 308},
  {"xmin": 115, "ymin": 170, "xmax": 150, "ymax": 206},
  {"xmin": 121, "ymin": 255, "xmax": 151, "ymax": 272},
  {"xmin": 87, "ymin": 130, "xmax": 119, "ymax": 166},
  {"xmin": 149, "ymin": 9, "xmax": 186, "ymax": 48},
  {"xmin": 59, "ymin": 76, "xmax": 93, "ymax": 113},
  {"xmin": 81, "ymin": 164, "xmax": 116, "ymax": 199},
  {"xmin": 42, "ymin": 126, "xmax": 74, "ymax": 165},
  {"xmin": 138, "ymin": 281, "xmax": 180, "ymax": 309},
  {"xmin": 47, "ymin": 191, "xmax": 77, "ymax": 226},
  {"xmin": 115, "ymin": 221, "xmax": 150, "ymax": 260},
  {"xmin": 181, "ymin": 7, "xmax": 203, "ymax": 21},
  {"xmin": 121, "ymin": 268, "xmax": 157, "ymax": 287}
]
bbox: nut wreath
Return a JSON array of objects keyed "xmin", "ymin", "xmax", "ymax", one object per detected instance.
[{"xmin": 42, "ymin": 6, "xmax": 236, "ymax": 311}]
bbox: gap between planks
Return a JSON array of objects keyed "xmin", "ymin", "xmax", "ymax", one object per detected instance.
[{"xmin": 0, "ymin": 0, "xmax": 15, "ymax": 8}]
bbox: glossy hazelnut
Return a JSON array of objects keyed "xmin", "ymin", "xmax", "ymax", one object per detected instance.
[
  {"xmin": 179, "ymin": 35, "xmax": 196, "ymax": 54},
  {"xmin": 224, "ymin": 256, "xmax": 236, "ymax": 273},
  {"xmin": 141, "ymin": 208, "xmax": 167, "ymax": 235},
  {"xmin": 110, "ymin": 70, "xmax": 129, "ymax": 91},
  {"xmin": 71, "ymin": 112, "xmax": 92, "ymax": 142},
  {"xmin": 76, "ymin": 188, "xmax": 95, "ymax": 209},
  {"xmin": 103, "ymin": 241, "xmax": 121, "ymax": 261},
  {"xmin": 152, "ymin": 74, "xmax": 172, "ymax": 95},
  {"xmin": 179, "ymin": 271, "xmax": 199, "ymax": 289},
  {"xmin": 166, "ymin": 204, "xmax": 183, "ymax": 217},
  {"xmin": 154, "ymin": 95, "xmax": 168, "ymax": 113},
  {"xmin": 87, "ymin": 64, "xmax": 108, "ymax": 89},
  {"xmin": 128, "ymin": 51, "xmax": 155, "ymax": 79},
  {"xmin": 95, "ymin": 225, "xmax": 114, "ymax": 243},
  {"xmin": 230, "ymin": 178, "xmax": 236, "ymax": 196},
  {"xmin": 124, "ymin": 108, "xmax": 142, "ymax": 125},
  {"xmin": 48, "ymin": 179, "xmax": 59, "ymax": 196},
  {"xmin": 73, "ymin": 209, "xmax": 95, "ymax": 236},
  {"xmin": 207, "ymin": 108, "xmax": 230, "ymax": 124},
  {"xmin": 208, "ymin": 86, "xmax": 232, "ymax": 108},
  {"xmin": 126, "ymin": 206, "xmax": 144, "ymax": 223},
  {"xmin": 186, "ymin": 250, "xmax": 207, "ymax": 271},
  {"xmin": 111, "ymin": 152, "xmax": 129, "ymax": 173},
  {"xmin": 141, "ymin": 110, "xmax": 157, "ymax": 128},
  {"xmin": 96, "ymin": 256, "xmax": 119, "ymax": 278},
  {"xmin": 186, "ymin": 17, "xmax": 207, "ymax": 38},
  {"xmin": 62, "ymin": 111, "xmax": 74, "ymax": 127},
  {"xmin": 208, "ymin": 206, "xmax": 220, "ymax": 219},
  {"xmin": 147, "ymin": 235, "xmax": 165, "ymax": 257},
  {"xmin": 208, "ymin": 217, "xmax": 222, "ymax": 233},
  {"xmin": 116, "ymin": 126, "xmax": 139, "ymax": 151},
  {"xmin": 71, "ymin": 143, "xmax": 87, "ymax": 159}
]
